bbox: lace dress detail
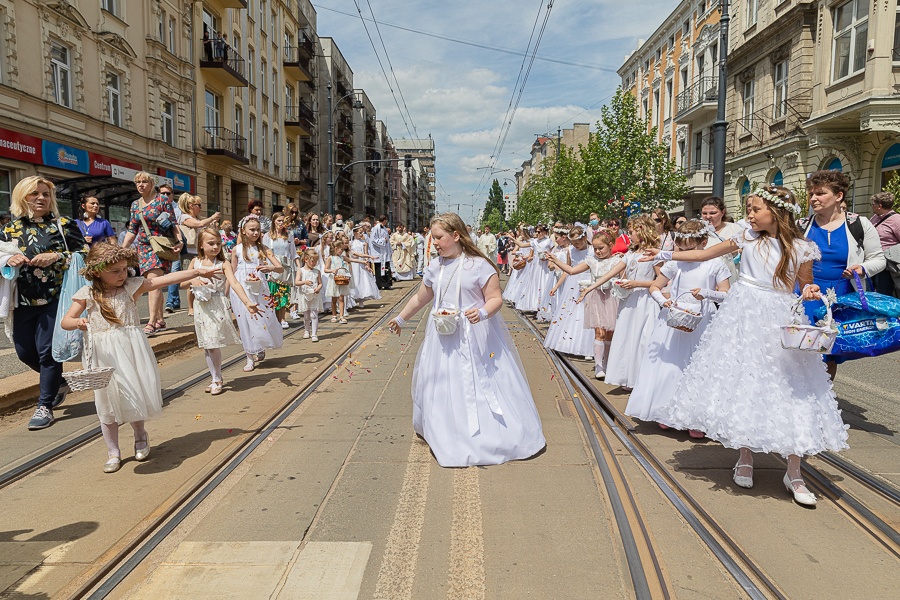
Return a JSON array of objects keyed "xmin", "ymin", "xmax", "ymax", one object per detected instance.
[
  {"xmin": 191, "ymin": 258, "xmax": 241, "ymax": 349},
  {"xmin": 72, "ymin": 278, "xmax": 162, "ymax": 424}
]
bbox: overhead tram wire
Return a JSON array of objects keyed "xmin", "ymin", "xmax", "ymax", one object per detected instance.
[
  {"xmin": 364, "ymin": 0, "xmax": 419, "ymax": 138},
  {"xmin": 315, "ymin": 4, "xmax": 619, "ymax": 73},
  {"xmin": 473, "ymin": 0, "xmax": 555, "ymax": 204},
  {"xmin": 471, "ymin": 0, "xmax": 548, "ymax": 206},
  {"xmin": 351, "ymin": 0, "xmax": 415, "ymax": 140}
]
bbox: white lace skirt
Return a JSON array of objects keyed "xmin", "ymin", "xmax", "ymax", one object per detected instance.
[
  {"xmin": 194, "ymin": 293, "xmax": 241, "ymax": 350},
  {"xmin": 656, "ymin": 282, "xmax": 849, "ymax": 457},
  {"xmin": 543, "ymin": 275, "xmax": 595, "ymax": 356},
  {"xmin": 604, "ymin": 290, "xmax": 660, "ymax": 388},
  {"xmin": 91, "ymin": 326, "xmax": 162, "ymax": 425}
]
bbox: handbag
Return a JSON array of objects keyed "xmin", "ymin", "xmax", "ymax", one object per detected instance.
[
  {"xmin": 52, "ymin": 219, "xmax": 89, "ymax": 362},
  {"xmin": 139, "ymin": 212, "xmax": 180, "ymax": 262},
  {"xmin": 431, "ymin": 259, "xmax": 463, "ymax": 336},
  {"xmin": 180, "ymin": 223, "xmax": 197, "ymax": 252},
  {"xmin": 811, "ymin": 271, "xmax": 900, "ymax": 359}
]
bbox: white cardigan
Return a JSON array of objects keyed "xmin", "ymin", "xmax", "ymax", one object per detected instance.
[{"xmin": 802, "ymin": 214, "xmax": 886, "ymax": 290}]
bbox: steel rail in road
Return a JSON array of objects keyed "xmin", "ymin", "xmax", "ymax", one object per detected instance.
[{"xmin": 73, "ymin": 285, "xmax": 417, "ymax": 600}]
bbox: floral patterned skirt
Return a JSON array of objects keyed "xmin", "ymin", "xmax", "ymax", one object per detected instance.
[{"xmin": 267, "ymin": 281, "xmax": 291, "ymax": 310}]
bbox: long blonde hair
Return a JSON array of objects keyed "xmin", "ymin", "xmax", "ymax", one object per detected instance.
[
  {"xmin": 238, "ymin": 216, "xmax": 270, "ymax": 263},
  {"xmin": 196, "ymin": 227, "xmax": 226, "ymax": 261},
  {"xmin": 430, "ymin": 212, "xmax": 499, "ymax": 275},
  {"xmin": 626, "ymin": 215, "xmax": 660, "ymax": 251}
]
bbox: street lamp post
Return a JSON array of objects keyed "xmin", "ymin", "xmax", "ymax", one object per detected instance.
[
  {"xmin": 712, "ymin": 0, "xmax": 731, "ymax": 199},
  {"xmin": 326, "ymin": 83, "xmax": 364, "ymax": 217}
]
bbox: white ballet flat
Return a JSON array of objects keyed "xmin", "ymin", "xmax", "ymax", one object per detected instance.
[
  {"xmin": 594, "ymin": 370, "xmax": 605, "ymax": 380},
  {"xmin": 733, "ymin": 462, "xmax": 753, "ymax": 489},
  {"xmin": 103, "ymin": 456, "xmax": 121, "ymax": 473},
  {"xmin": 784, "ymin": 474, "xmax": 817, "ymax": 506},
  {"xmin": 134, "ymin": 435, "xmax": 150, "ymax": 462}
]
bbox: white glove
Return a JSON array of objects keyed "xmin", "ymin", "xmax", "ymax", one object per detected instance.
[
  {"xmin": 651, "ymin": 290, "xmax": 668, "ymax": 307},
  {"xmin": 699, "ymin": 288, "xmax": 727, "ymax": 302}
]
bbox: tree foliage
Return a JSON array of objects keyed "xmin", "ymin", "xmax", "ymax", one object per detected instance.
[
  {"xmin": 481, "ymin": 207, "xmax": 506, "ymax": 234},
  {"xmin": 480, "ymin": 179, "xmax": 507, "ymax": 230},
  {"xmin": 513, "ymin": 88, "xmax": 689, "ymax": 224}
]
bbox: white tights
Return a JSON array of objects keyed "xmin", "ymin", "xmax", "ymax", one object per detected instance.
[
  {"xmin": 100, "ymin": 420, "xmax": 147, "ymax": 458},
  {"xmin": 205, "ymin": 348, "xmax": 223, "ymax": 384},
  {"xmin": 594, "ymin": 340, "xmax": 610, "ymax": 375},
  {"xmin": 304, "ymin": 310, "xmax": 318, "ymax": 337}
]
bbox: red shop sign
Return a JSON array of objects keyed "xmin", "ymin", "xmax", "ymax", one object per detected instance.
[
  {"xmin": 89, "ymin": 152, "xmax": 141, "ymax": 176},
  {"xmin": 0, "ymin": 127, "xmax": 42, "ymax": 164}
]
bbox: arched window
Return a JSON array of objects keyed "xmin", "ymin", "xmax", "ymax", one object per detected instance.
[
  {"xmin": 881, "ymin": 144, "xmax": 900, "ymax": 189},
  {"xmin": 826, "ymin": 157, "xmax": 842, "ymax": 171},
  {"xmin": 771, "ymin": 170, "xmax": 783, "ymax": 186}
]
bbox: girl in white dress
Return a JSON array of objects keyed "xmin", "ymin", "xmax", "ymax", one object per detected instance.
[
  {"xmin": 316, "ymin": 231, "xmax": 334, "ymax": 312},
  {"xmin": 584, "ymin": 216, "xmax": 662, "ymax": 389},
  {"xmin": 294, "ymin": 248, "xmax": 323, "ymax": 341},
  {"xmin": 388, "ymin": 213, "xmax": 546, "ymax": 467},
  {"xmin": 649, "ymin": 186, "xmax": 849, "ymax": 506},
  {"xmin": 325, "ymin": 240, "xmax": 352, "ymax": 324},
  {"xmin": 263, "ymin": 213, "xmax": 295, "ymax": 330},
  {"xmin": 625, "ymin": 220, "xmax": 731, "ymax": 436},
  {"xmin": 348, "ymin": 227, "xmax": 381, "ymax": 304},
  {"xmin": 231, "ymin": 216, "xmax": 285, "ymax": 372},
  {"xmin": 538, "ymin": 231, "xmax": 570, "ymax": 322},
  {"xmin": 502, "ymin": 230, "xmax": 530, "ymax": 304},
  {"xmin": 513, "ymin": 225, "xmax": 555, "ymax": 312},
  {"xmin": 182, "ymin": 228, "xmax": 258, "ymax": 395},
  {"xmin": 543, "ymin": 226, "xmax": 596, "ymax": 359},
  {"xmin": 549, "ymin": 231, "xmax": 621, "ymax": 378},
  {"xmin": 61, "ymin": 243, "xmax": 222, "ymax": 472}
]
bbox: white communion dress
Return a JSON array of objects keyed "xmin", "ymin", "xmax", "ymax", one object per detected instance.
[
  {"xmin": 543, "ymin": 245, "xmax": 595, "ymax": 356},
  {"xmin": 625, "ymin": 259, "xmax": 731, "ymax": 422},
  {"xmin": 230, "ymin": 244, "xmax": 284, "ymax": 355},
  {"xmin": 190, "ymin": 257, "xmax": 242, "ymax": 349},
  {"xmin": 657, "ymin": 228, "xmax": 849, "ymax": 457},
  {"xmin": 349, "ymin": 239, "xmax": 381, "ymax": 301},
  {"xmin": 412, "ymin": 255, "xmax": 546, "ymax": 467},
  {"xmin": 515, "ymin": 237, "xmax": 555, "ymax": 312},
  {"xmin": 295, "ymin": 266, "xmax": 324, "ymax": 312},
  {"xmin": 502, "ymin": 245, "xmax": 529, "ymax": 303},
  {"xmin": 537, "ymin": 246, "xmax": 570, "ymax": 322},
  {"xmin": 604, "ymin": 251, "xmax": 662, "ymax": 388},
  {"xmin": 73, "ymin": 278, "xmax": 162, "ymax": 424}
]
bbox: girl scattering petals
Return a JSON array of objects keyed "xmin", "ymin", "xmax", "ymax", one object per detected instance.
[
  {"xmin": 389, "ymin": 213, "xmax": 545, "ymax": 467},
  {"xmin": 61, "ymin": 243, "xmax": 223, "ymax": 472}
]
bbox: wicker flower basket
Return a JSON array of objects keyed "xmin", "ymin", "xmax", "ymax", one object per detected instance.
[
  {"xmin": 780, "ymin": 297, "xmax": 837, "ymax": 354},
  {"xmin": 333, "ymin": 267, "xmax": 351, "ymax": 286},
  {"xmin": 665, "ymin": 293, "xmax": 704, "ymax": 333},
  {"xmin": 62, "ymin": 327, "xmax": 114, "ymax": 392},
  {"xmin": 512, "ymin": 257, "xmax": 527, "ymax": 271}
]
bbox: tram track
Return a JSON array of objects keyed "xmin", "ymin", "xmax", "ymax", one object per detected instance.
[{"xmin": 62, "ymin": 285, "xmax": 416, "ymax": 599}]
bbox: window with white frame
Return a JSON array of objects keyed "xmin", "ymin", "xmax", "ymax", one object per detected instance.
[
  {"xmin": 741, "ymin": 79, "xmax": 755, "ymax": 130},
  {"xmin": 747, "ymin": 0, "xmax": 758, "ymax": 27},
  {"xmin": 694, "ymin": 131, "xmax": 703, "ymax": 168},
  {"xmin": 158, "ymin": 10, "xmax": 165, "ymax": 42},
  {"xmin": 106, "ymin": 71, "xmax": 122, "ymax": 126},
  {"xmin": 642, "ymin": 98, "xmax": 648, "ymax": 117},
  {"xmin": 102, "ymin": 0, "xmax": 120, "ymax": 18},
  {"xmin": 247, "ymin": 47, "xmax": 255, "ymax": 85},
  {"xmin": 665, "ymin": 79, "xmax": 673, "ymax": 119},
  {"xmin": 50, "ymin": 41, "xmax": 72, "ymax": 108},
  {"xmin": 677, "ymin": 139, "xmax": 686, "ymax": 168},
  {"xmin": 773, "ymin": 59, "xmax": 789, "ymax": 119},
  {"xmin": 653, "ymin": 89, "xmax": 660, "ymax": 116},
  {"xmin": 161, "ymin": 99, "xmax": 175, "ymax": 145},
  {"xmin": 261, "ymin": 58, "xmax": 267, "ymax": 97},
  {"xmin": 168, "ymin": 16, "xmax": 176, "ymax": 53},
  {"xmin": 262, "ymin": 123, "xmax": 268, "ymax": 165},
  {"xmin": 273, "ymin": 129, "xmax": 279, "ymax": 166},
  {"xmin": 832, "ymin": 0, "xmax": 868, "ymax": 81},
  {"xmin": 285, "ymin": 84, "xmax": 294, "ymax": 108},
  {"xmin": 205, "ymin": 90, "xmax": 220, "ymax": 129},
  {"xmin": 287, "ymin": 140, "xmax": 295, "ymax": 167},
  {"xmin": 249, "ymin": 114, "xmax": 256, "ymax": 157},
  {"xmin": 272, "ymin": 69, "xmax": 278, "ymax": 103},
  {"xmin": 270, "ymin": 11, "xmax": 276, "ymax": 40},
  {"xmin": 235, "ymin": 105, "xmax": 243, "ymax": 139},
  {"xmin": 259, "ymin": 0, "xmax": 266, "ymax": 33}
]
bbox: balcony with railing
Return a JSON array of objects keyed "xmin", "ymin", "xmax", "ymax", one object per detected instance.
[
  {"xmin": 200, "ymin": 40, "xmax": 248, "ymax": 87},
  {"xmin": 285, "ymin": 165, "xmax": 316, "ymax": 191},
  {"xmin": 202, "ymin": 126, "xmax": 249, "ymax": 164},
  {"xmin": 282, "ymin": 46, "xmax": 314, "ymax": 82},
  {"xmin": 684, "ymin": 163, "xmax": 714, "ymax": 194},
  {"xmin": 300, "ymin": 142, "xmax": 317, "ymax": 158},
  {"xmin": 284, "ymin": 103, "xmax": 315, "ymax": 136},
  {"xmin": 675, "ymin": 76, "xmax": 717, "ymax": 122},
  {"xmin": 205, "ymin": 0, "xmax": 248, "ymax": 10}
]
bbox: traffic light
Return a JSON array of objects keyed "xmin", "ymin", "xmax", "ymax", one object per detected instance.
[{"xmin": 404, "ymin": 154, "xmax": 412, "ymax": 168}]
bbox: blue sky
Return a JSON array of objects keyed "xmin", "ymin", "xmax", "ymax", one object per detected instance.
[{"xmin": 313, "ymin": 0, "xmax": 676, "ymax": 223}]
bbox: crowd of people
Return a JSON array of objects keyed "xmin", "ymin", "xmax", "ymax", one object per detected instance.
[{"xmin": 1, "ymin": 167, "xmax": 897, "ymax": 500}]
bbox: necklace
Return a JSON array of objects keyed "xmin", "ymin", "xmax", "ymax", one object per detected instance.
[{"xmin": 439, "ymin": 257, "xmax": 462, "ymax": 303}]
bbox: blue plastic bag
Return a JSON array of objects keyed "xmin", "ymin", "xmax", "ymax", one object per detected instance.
[
  {"xmin": 813, "ymin": 275, "xmax": 900, "ymax": 359},
  {"xmin": 52, "ymin": 252, "xmax": 88, "ymax": 362}
]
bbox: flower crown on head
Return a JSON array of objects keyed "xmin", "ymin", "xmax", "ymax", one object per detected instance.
[
  {"xmin": 754, "ymin": 187, "xmax": 802, "ymax": 215},
  {"xmin": 673, "ymin": 219, "xmax": 716, "ymax": 239},
  {"xmin": 237, "ymin": 214, "xmax": 260, "ymax": 231},
  {"xmin": 567, "ymin": 227, "xmax": 586, "ymax": 240},
  {"xmin": 80, "ymin": 244, "xmax": 138, "ymax": 278},
  {"xmin": 552, "ymin": 226, "xmax": 570, "ymax": 235}
]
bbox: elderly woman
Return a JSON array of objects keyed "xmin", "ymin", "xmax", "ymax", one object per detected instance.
[
  {"xmin": 76, "ymin": 196, "xmax": 116, "ymax": 247},
  {"xmin": 247, "ymin": 199, "xmax": 271, "ymax": 234},
  {"xmin": 1, "ymin": 176, "xmax": 87, "ymax": 430},
  {"xmin": 870, "ymin": 191, "xmax": 900, "ymax": 297},
  {"xmin": 799, "ymin": 171, "xmax": 885, "ymax": 379},
  {"xmin": 120, "ymin": 171, "xmax": 183, "ymax": 335}
]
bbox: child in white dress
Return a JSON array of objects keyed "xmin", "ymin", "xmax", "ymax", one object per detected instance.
[
  {"xmin": 543, "ymin": 226, "xmax": 595, "ymax": 358},
  {"xmin": 538, "ymin": 232, "xmax": 570, "ymax": 322},
  {"xmin": 625, "ymin": 220, "xmax": 731, "ymax": 436},
  {"xmin": 182, "ymin": 228, "xmax": 257, "ymax": 395},
  {"xmin": 649, "ymin": 186, "xmax": 849, "ymax": 506},
  {"xmin": 584, "ymin": 216, "xmax": 662, "ymax": 389},
  {"xmin": 295, "ymin": 248, "xmax": 323, "ymax": 341},
  {"xmin": 513, "ymin": 225, "xmax": 555, "ymax": 312},
  {"xmin": 231, "ymin": 216, "xmax": 285, "ymax": 372},
  {"xmin": 502, "ymin": 233, "xmax": 530, "ymax": 304},
  {"xmin": 349, "ymin": 227, "xmax": 381, "ymax": 304},
  {"xmin": 389, "ymin": 213, "xmax": 546, "ymax": 467},
  {"xmin": 61, "ymin": 243, "xmax": 223, "ymax": 472},
  {"xmin": 549, "ymin": 231, "xmax": 620, "ymax": 377},
  {"xmin": 316, "ymin": 231, "xmax": 335, "ymax": 312},
  {"xmin": 324, "ymin": 240, "xmax": 352, "ymax": 324}
]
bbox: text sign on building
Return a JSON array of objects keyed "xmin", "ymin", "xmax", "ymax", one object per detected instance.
[
  {"xmin": 0, "ymin": 128, "xmax": 42, "ymax": 164},
  {"xmin": 158, "ymin": 168, "xmax": 195, "ymax": 193},
  {"xmin": 112, "ymin": 165, "xmax": 173, "ymax": 187},
  {"xmin": 42, "ymin": 140, "xmax": 90, "ymax": 173},
  {"xmin": 89, "ymin": 153, "xmax": 141, "ymax": 177}
]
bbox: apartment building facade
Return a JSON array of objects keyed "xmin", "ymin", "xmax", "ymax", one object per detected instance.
[
  {"xmin": 514, "ymin": 122, "xmax": 590, "ymax": 204},
  {"xmin": 620, "ymin": 0, "xmax": 722, "ymax": 216},
  {"xmin": 393, "ymin": 137, "xmax": 436, "ymax": 228}
]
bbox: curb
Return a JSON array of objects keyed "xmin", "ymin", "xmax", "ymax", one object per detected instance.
[{"xmin": 0, "ymin": 328, "xmax": 198, "ymax": 416}]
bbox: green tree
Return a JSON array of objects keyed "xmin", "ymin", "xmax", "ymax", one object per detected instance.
[
  {"xmin": 480, "ymin": 179, "xmax": 507, "ymax": 230},
  {"xmin": 481, "ymin": 207, "xmax": 506, "ymax": 234}
]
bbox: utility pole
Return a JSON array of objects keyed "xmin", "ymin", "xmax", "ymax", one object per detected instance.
[
  {"xmin": 326, "ymin": 83, "xmax": 334, "ymax": 216},
  {"xmin": 557, "ymin": 127, "xmax": 561, "ymax": 159},
  {"xmin": 712, "ymin": 0, "xmax": 731, "ymax": 199}
]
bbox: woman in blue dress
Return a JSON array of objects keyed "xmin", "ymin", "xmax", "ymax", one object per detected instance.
[{"xmin": 76, "ymin": 196, "xmax": 116, "ymax": 247}]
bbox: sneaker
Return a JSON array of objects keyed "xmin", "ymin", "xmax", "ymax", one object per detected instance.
[
  {"xmin": 165, "ymin": 305, "xmax": 175, "ymax": 314},
  {"xmin": 281, "ymin": 321, "xmax": 289, "ymax": 329},
  {"xmin": 28, "ymin": 406, "xmax": 54, "ymax": 430},
  {"xmin": 311, "ymin": 336, "xmax": 319, "ymax": 342},
  {"xmin": 50, "ymin": 386, "xmax": 69, "ymax": 409},
  {"xmin": 303, "ymin": 331, "xmax": 310, "ymax": 339},
  {"xmin": 290, "ymin": 310, "xmax": 301, "ymax": 320}
]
